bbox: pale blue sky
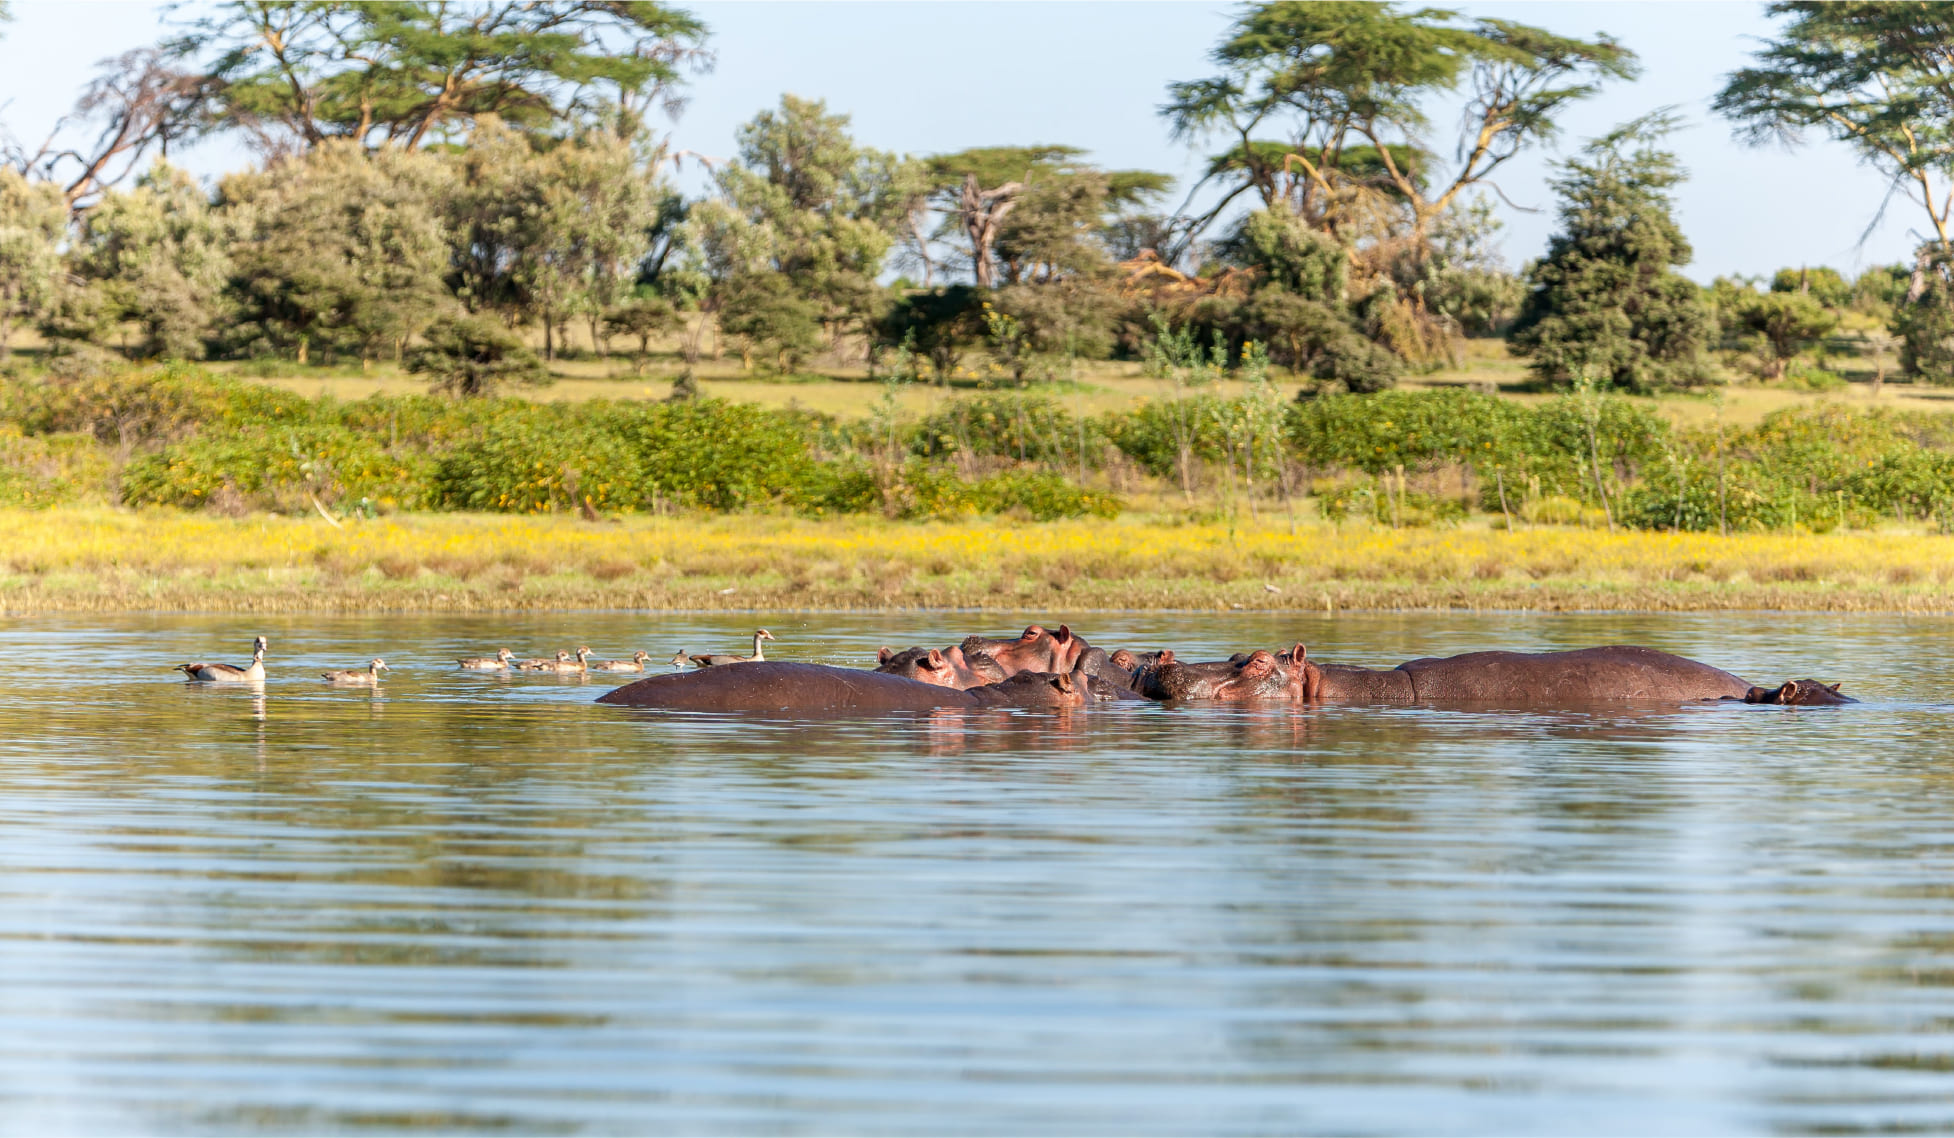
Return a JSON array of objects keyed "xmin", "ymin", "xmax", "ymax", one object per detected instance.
[{"xmin": 0, "ymin": 1, "xmax": 1923, "ymax": 280}]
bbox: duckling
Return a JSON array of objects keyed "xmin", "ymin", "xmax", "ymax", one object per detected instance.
[
  {"xmin": 671, "ymin": 650, "xmax": 701, "ymax": 669},
  {"xmin": 322, "ymin": 658, "xmax": 388, "ymax": 685},
  {"xmin": 543, "ymin": 646, "xmax": 591, "ymax": 674},
  {"xmin": 177, "ymin": 636, "xmax": 267, "ymax": 683},
  {"xmin": 515, "ymin": 651, "xmax": 566, "ymax": 671},
  {"xmin": 689, "ymin": 629, "xmax": 777, "ymax": 667},
  {"xmin": 458, "ymin": 647, "xmax": 515, "ymax": 671},
  {"xmin": 593, "ymin": 650, "xmax": 652, "ymax": 672}
]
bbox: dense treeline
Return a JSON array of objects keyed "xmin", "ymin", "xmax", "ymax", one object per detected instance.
[
  {"xmin": 7, "ymin": 1, "xmax": 1952, "ymax": 396},
  {"xmin": 8, "ymin": 2, "xmax": 1954, "ymax": 536},
  {"xmin": 7, "ymin": 366, "xmax": 1954, "ymax": 533}
]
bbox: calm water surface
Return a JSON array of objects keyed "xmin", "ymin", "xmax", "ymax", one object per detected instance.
[{"xmin": 2, "ymin": 611, "xmax": 1953, "ymax": 1135}]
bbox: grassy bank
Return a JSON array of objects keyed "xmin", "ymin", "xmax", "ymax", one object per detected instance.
[{"xmin": 4, "ymin": 509, "xmax": 1953, "ymax": 614}]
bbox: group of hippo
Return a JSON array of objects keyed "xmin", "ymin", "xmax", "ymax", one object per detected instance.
[{"xmin": 596, "ymin": 624, "xmax": 1855, "ymax": 714}]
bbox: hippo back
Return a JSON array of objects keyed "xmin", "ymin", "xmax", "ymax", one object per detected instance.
[
  {"xmin": 1396, "ymin": 645, "xmax": 1753, "ymax": 703},
  {"xmin": 597, "ymin": 661, "xmax": 980, "ymax": 712}
]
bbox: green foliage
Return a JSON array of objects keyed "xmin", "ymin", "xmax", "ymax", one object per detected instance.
[
  {"xmin": 1896, "ymin": 247, "xmax": 1954, "ymax": 384},
  {"xmin": 58, "ymin": 163, "xmax": 231, "ymax": 360},
  {"xmin": 407, "ymin": 314, "xmax": 547, "ymax": 397},
  {"xmin": 430, "ymin": 411, "xmax": 642, "ymax": 514},
  {"xmin": 621, "ymin": 399, "xmax": 823, "ymax": 511},
  {"xmin": 1769, "ymin": 266, "xmax": 1851, "ymax": 308},
  {"xmin": 0, "ymin": 170, "xmax": 68, "ymax": 362},
  {"xmin": 172, "ymin": 2, "xmax": 708, "ymax": 147},
  {"xmin": 222, "ymin": 142, "xmax": 454, "ymax": 363},
  {"xmin": 123, "ymin": 424, "xmax": 433, "ymax": 512},
  {"xmin": 1508, "ymin": 115, "xmax": 1715, "ymax": 390},
  {"xmin": 1219, "ymin": 204, "xmax": 1346, "ymax": 301},
  {"xmin": 716, "ymin": 272, "xmax": 823, "ymax": 372},
  {"xmin": 1716, "ymin": 3, "xmax": 1954, "ymax": 254},
  {"xmin": 876, "ymin": 287, "xmax": 984, "ymax": 383},
  {"xmin": 1729, "ymin": 290, "xmax": 1838, "ymax": 379}
]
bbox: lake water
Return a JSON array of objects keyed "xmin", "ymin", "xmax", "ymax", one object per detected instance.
[{"xmin": 2, "ymin": 611, "xmax": 1952, "ymax": 1135}]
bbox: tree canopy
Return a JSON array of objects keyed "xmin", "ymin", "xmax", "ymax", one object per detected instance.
[{"xmin": 169, "ymin": 1, "xmax": 711, "ymax": 149}]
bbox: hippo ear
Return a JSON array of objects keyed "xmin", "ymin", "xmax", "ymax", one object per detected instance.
[
  {"xmin": 1055, "ymin": 673, "xmax": 1074, "ymax": 692},
  {"xmin": 1778, "ymin": 681, "xmax": 1799, "ymax": 702},
  {"xmin": 877, "ymin": 647, "xmax": 894, "ymax": 664},
  {"xmin": 1158, "ymin": 649, "xmax": 1176, "ymax": 665},
  {"xmin": 1829, "ymin": 683, "xmax": 1842, "ymax": 693},
  {"xmin": 1291, "ymin": 643, "xmax": 1307, "ymax": 666},
  {"xmin": 1055, "ymin": 624, "xmax": 1072, "ymax": 642},
  {"xmin": 926, "ymin": 649, "xmax": 945, "ymax": 670}
]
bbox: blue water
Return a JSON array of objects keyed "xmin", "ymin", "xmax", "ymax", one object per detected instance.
[{"xmin": 1, "ymin": 611, "xmax": 1951, "ymax": 1134}]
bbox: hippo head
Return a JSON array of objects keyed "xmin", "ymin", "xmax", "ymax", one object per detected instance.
[
  {"xmin": 961, "ymin": 624, "xmax": 1088, "ymax": 678},
  {"xmin": 876, "ymin": 645, "xmax": 1006, "ymax": 690},
  {"xmin": 1136, "ymin": 644, "xmax": 1313, "ymax": 702},
  {"xmin": 981, "ymin": 668, "xmax": 1091, "ymax": 708},
  {"xmin": 1744, "ymin": 679, "xmax": 1857, "ymax": 706}
]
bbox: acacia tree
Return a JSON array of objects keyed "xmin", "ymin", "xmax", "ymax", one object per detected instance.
[
  {"xmin": 168, "ymin": 1, "xmax": 709, "ymax": 150},
  {"xmin": 1162, "ymin": 1, "xmax": 1636, "ymax": 254},
  {"xmin": 924, "ymin": 147, "xmax": 1168, "ymax": 287},
  {"xmin": 1715, "ymin": 2, "xmax": 1954, "ymax": 253}
]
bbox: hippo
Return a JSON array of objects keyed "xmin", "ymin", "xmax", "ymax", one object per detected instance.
[
  {"xmin": 598, "ymin": 659, "xmax": 1097, "ymax": 713},
  {"xmin": 875, "ymin": 645, "xmax": 1007, "ymax": 689},
  {"xmin": 1128, "ymin": 644, "xmax": 1851, "ymax": 706},
  {"xmin": 1734, "ymin": 679, "xmax": 1858, "ymax": 705},
  {"xmin": 959, "ymin": 624, "xmax": 1089, "ymax": 678}
]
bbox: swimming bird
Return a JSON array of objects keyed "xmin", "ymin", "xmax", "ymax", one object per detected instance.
[
  {"xmin": 515, "ymin": 651, "xmax": 566, "ymax": 671},
  {"xmin": 458, "ymin": 647, "xmax": 515, "ymax": 671},
  {"xmin": 670, "ymin": 651, "xmax": 700, "ymax": 669},
  {"xmin": 323, "ymin": 658, "xmax": 388, "ymax": 685},
  {"xmin": 593, "ymin": 650, "xmax": 652, "ymax": 672},
  {"xmin": 688, "ymin": 629, "xmax": 777, "ymax": 667},
  {"xmin": 542, "ymin": 646, "xmax": 591, "ymax": 674},
  {"xmin": 177, "ymin": 636, "xmax": 267, "ymax": 683}
]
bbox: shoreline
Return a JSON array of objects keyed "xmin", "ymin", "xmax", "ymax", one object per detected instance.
[{"xmin": 3, "ymin": 509, "xmax": 1952, "ymax": 616}]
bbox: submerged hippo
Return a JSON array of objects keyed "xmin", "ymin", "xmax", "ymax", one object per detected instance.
[
  {"xmin": 1128, "ymin": 644, "xmax": 1853, "ymax": 706},
  {"xmin": 598, "ymin": 659, "xmax": 1100, "ymax": 713},
  {"xmin": 875, "ymin": 645, "xmax": 1007, "ymax": 689}
]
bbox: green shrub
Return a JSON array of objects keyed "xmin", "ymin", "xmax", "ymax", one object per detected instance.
[
  {"xmin": 624, "ymin": 398, "xmax": 822, "ymax": 510},
  {"xmin": 972, "ymin": 469, "xmax": 1121, "ymax": 520},
  {"xmin": 430, "ymin": 411, "xmax": 642, "ymax": 514},
  {"xmin": 123, "ymin": 424, "xmax": 432, "ymax": 511}
]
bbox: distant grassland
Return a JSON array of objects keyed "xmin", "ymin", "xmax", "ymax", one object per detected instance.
[{"xmin": 3, "ymin": 509, "xmax": 1952, "ymax": 614}]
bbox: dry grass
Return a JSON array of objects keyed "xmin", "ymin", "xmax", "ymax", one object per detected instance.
[{"xmin": 1, "ymin": 508, "xmax": 1952, "ymax": 614}]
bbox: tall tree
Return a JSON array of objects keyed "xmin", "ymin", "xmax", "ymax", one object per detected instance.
[
  {"xmin": 170, "ymin": 1, "xmax": 709, "ymax": 150},
  {"xmin": 925, "ymin": 147, "xmax": 1168, "ymax": 287},
  {"xmin": 221, "ymin": 141, "xmax": 454, "ymax": 363},
  {"xmin": 1163, "ymin": 1, "xmax": 1635, "ymax": 253},
  {"xmin": 1715, "ymin": 2, "xmax": 1954, "ymax": 252},
  {"xmin": 0, "ymin": 169, "xmax": 67, "ymax": 361},
  {"xmin": 1507, "ymin": 114, "xmax": 1714, "ymax": 391},
  {"xmin": 6, "ymin": 50, "xmax": 211, "ymax": 213},
  {"xmin": 686, "ymin": 96, "xmax": 909, "ymax": 360},
  {"xmin": 60, "ymin": 163, "xmax": 232, "ymax": 359}
]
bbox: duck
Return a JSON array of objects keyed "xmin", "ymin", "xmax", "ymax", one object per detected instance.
[
  {"xmin": 543, "ymin": 646, "xmax": 591, "ymax": 674},
  {"xmin": 687, "ymin": 629, "xmax": 777, "ymax": 667},
  {"xmin": 458, "ymin": 647, "xmax": 515, "ymax": 671},
  {"xmin": 670, "ymin": 651, "xmax": 700, "ymax": 669},
  {"xmin": 177, "ymin": 636, "xmax": 267, "ymax": 683},
  {"xmin": 593, "ymin": 650, "xmax": 652, "ymax": 672},
  {"xmin": 323, "ymin": 658, "xmax": 388, "ymax": 685},
  {"xmin": 515, "ymin": 651, "xmax": 566, "ymax": 671}
]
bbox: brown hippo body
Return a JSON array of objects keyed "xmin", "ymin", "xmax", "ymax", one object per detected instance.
[
  {"xmin": 598, "ymin": 660, "xmax": 1094, "ymax": 713},
  {"xmin": 1128, "ymin": 644, "xmax": 1770, "ymax": 705},
  {"xmin": 1386, "ymin": 646, "xmax": 1755, "ymax": 704}
]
